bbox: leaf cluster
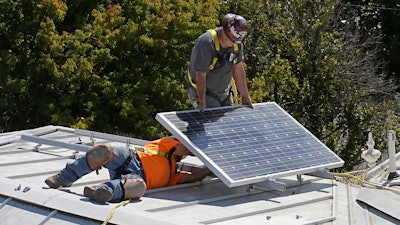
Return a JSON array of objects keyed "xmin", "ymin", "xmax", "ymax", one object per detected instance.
[
  {"xmin": 1, "ymin": 0, "xmax": 399, "ymax": 170},
  {"xmin": 0, "ymin": 0, "xmax": 219, "ymax": 139}
]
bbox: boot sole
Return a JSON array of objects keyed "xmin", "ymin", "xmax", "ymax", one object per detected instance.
[
  {"xmin": 45, "ymin": 179, "xmax": 61, "ymax": 189},
  {"xmin": 83, "ymin": 186, "xmax": 112, "ymax": 202},
  {"xmin": 45, "ymin": 179, "xmax": 72, "ymax": 189}
]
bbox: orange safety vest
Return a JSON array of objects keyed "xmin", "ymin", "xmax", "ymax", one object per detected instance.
[{"xmin": 136, "ymin": 137, "xmax": 185, "ymax": 189}]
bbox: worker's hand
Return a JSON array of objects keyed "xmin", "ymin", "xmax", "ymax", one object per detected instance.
[
  {"xmin": 198, "ymin": 101, "xmax": 206, "ymax": 112},
  {"xmin": 242, "ymin": 96, "xmax": 253, "ymax": 109}
]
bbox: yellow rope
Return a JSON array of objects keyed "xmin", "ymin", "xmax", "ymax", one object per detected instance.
[
  {"xmin": 100, "ymin": 170, "xmax": 399, "ymax": 225},
  {"xmin": 102, "ymin": 199, "xmax": 131, "ymax": 225},
  {"xmin": 230, "ymin": 78, "xmax": 239, "ymax": 105},
  {"xmin": 333, "ymin": 172, "xmax": 400, "ymax": 193}
]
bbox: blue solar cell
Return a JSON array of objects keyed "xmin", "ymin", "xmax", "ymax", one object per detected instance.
[{"xmin": 156, "ymin": 102, "xmax": 344, "ymax": 187}]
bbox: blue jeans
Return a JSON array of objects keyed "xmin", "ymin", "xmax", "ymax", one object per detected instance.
[{"xmin": 59, "ymin": 145, "xmax": 145, "ymax": 202}]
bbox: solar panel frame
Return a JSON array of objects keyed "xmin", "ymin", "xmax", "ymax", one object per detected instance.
[{"xmin": 156, "ymin": 102, "xmax": 344, "ymax": 187}]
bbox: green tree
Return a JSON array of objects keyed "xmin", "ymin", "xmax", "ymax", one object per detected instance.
[
  {"xmin": 346, "ymin": 0, "xmax": 400, "ymax": 84},
  {"xmin": 2, "ymin": 0, "xmax": 399, "ymax": 171},
  {"xmin": 0, "ymin": 0, "xmax": 68, "ymax": 131},
  {"xmin": 0, "ymin": 0, "xmax": 219, "ymax": 140}
]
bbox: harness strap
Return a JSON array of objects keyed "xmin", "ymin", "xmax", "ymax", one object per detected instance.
[
  {"xmin": 116, "ymin": 148, "xmax": 135, "ymax": 175},
  {"xmin": 135, "ymin": 146, "xmax": 169, "ymax": 158},
  {"xmin": 187, "ymin": 29, "xmax": 240, "ymax": 106},
  {"xmin": 208, "ymin": 29, "xmax": 220, "ymax": 70},
  {"xmin": 187, "ymin": 70, "xmax": 197, "ymax": 89},
  {"xmin": 167, "ymin": 147, "xmax": 177, "ymax": 180},
  {"xmin": 207, "ymin": 29, "xmax": 239, "ymax": 106},
  {"xmin": 187, "ymin": 70, "xmax": 231, "ymax": 106},
  {"xmin": 230, "ymin": 77, "xmax": 239, "ymax": 105},
  {"xmin": 207, "ymin": 29, "xmax": 239, "ymax": 70},
  {"xmin": 136, "ymin": 146, "xmax": 177, "ymax": 180}
]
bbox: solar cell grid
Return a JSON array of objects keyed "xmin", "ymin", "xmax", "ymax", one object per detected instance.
[{"xmin": 156, "ymin": 102, "xmax": 344, "ymax": 187}]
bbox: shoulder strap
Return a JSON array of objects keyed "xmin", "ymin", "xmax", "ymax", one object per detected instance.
[
  {"xmin": 207, "ymin": 29, "xmax": 219, "ymax": 70},
  {"xmin": 207, "ymin": 29, "xmax": 239, "ymax": 70}
]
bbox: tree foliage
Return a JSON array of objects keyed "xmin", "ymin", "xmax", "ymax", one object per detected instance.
[
  {"xmin": 0, "ymin": 0, "xmax": 219, "ymax": 139},
  {"xmin": 347, "ymin": 0, "xmax": 400, "ymax": 82},
  {"xmin": 1, "ymin": 0, "xmax": 399, "ymax": 170}
]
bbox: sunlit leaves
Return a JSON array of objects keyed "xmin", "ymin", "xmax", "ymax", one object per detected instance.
[
  {"xmin": 36, "ymin": 0, "xmax": 67, "ymax": 22},
  {"xmin": 2, "ymin": 0, "xmax": 397, "ymax": 168}
]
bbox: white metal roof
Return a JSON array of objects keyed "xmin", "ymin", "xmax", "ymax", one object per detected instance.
[{"xmin": 0, "ymin": 125, "xmax": 399, "ymax": 225}]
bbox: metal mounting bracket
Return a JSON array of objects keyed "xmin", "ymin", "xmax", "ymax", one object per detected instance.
[
  {"xmin": 20, "ymin": 134, "xmax": 89, "ymax": 152},
  {"xmin": 250, "ymin": 178, "xmax": 287, "ymax": 192}
]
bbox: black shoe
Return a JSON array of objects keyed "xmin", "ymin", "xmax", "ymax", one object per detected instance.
[
  {"xmin": 45, "ymin": 174, "xmax": 72, "ymax": 189},
  {"xmin": 84, "ymin": 186, "xmax": 113, "ymax": 202}
]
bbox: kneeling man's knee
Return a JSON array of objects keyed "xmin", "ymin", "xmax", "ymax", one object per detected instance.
[{"xmin": 121, "ymin": 176, "xmax": 146, "ymax": 200}]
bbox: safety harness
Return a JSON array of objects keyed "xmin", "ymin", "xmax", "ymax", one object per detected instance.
[
  {"xmin": 116, "ymin": 146, "xmax": 170, "ymax": 176},
  {"xmin": 187, "ymin": 29, "xmax": 240, "ymax": 105},
  {"xmin": 135, "ymin": 146, "xmax": 178, "ymax": 179},
  {"xmin": 208, "ymin": 29, "xmax": 239, "ymax": 70},
  {"xmin": 134, "ymin": 146, "xmax": 169, "ymax": 158}
]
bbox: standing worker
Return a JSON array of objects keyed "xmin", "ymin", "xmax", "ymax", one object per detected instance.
[{"xmin": 186, "ymin": 13, "xmax": 253, "ymax": 111}]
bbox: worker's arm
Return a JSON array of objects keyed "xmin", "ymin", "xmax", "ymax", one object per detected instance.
[
  {"xmin": 173, "ymin": 144, "xmax": 212, "ymax": 184},
  {"xmin": 232, "ymin": 62, "xmax": 252, "ymax": 107},
  {"xmin": 196, "ymin": 71, "xmax": 207, "ymax": 111},
  {"xmin": 177, "ymin": 167, "xmax": 212, "ymax": 184}
]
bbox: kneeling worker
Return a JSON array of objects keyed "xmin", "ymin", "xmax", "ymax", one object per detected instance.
[{"xmin": 45, "ymin": 137, "xmax": 211, "ymax": 203}]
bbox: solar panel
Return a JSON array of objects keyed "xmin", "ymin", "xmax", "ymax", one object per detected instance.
[{"xmin": 156, "ymin": 102, "xmax": 344, "ymax": 187}]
